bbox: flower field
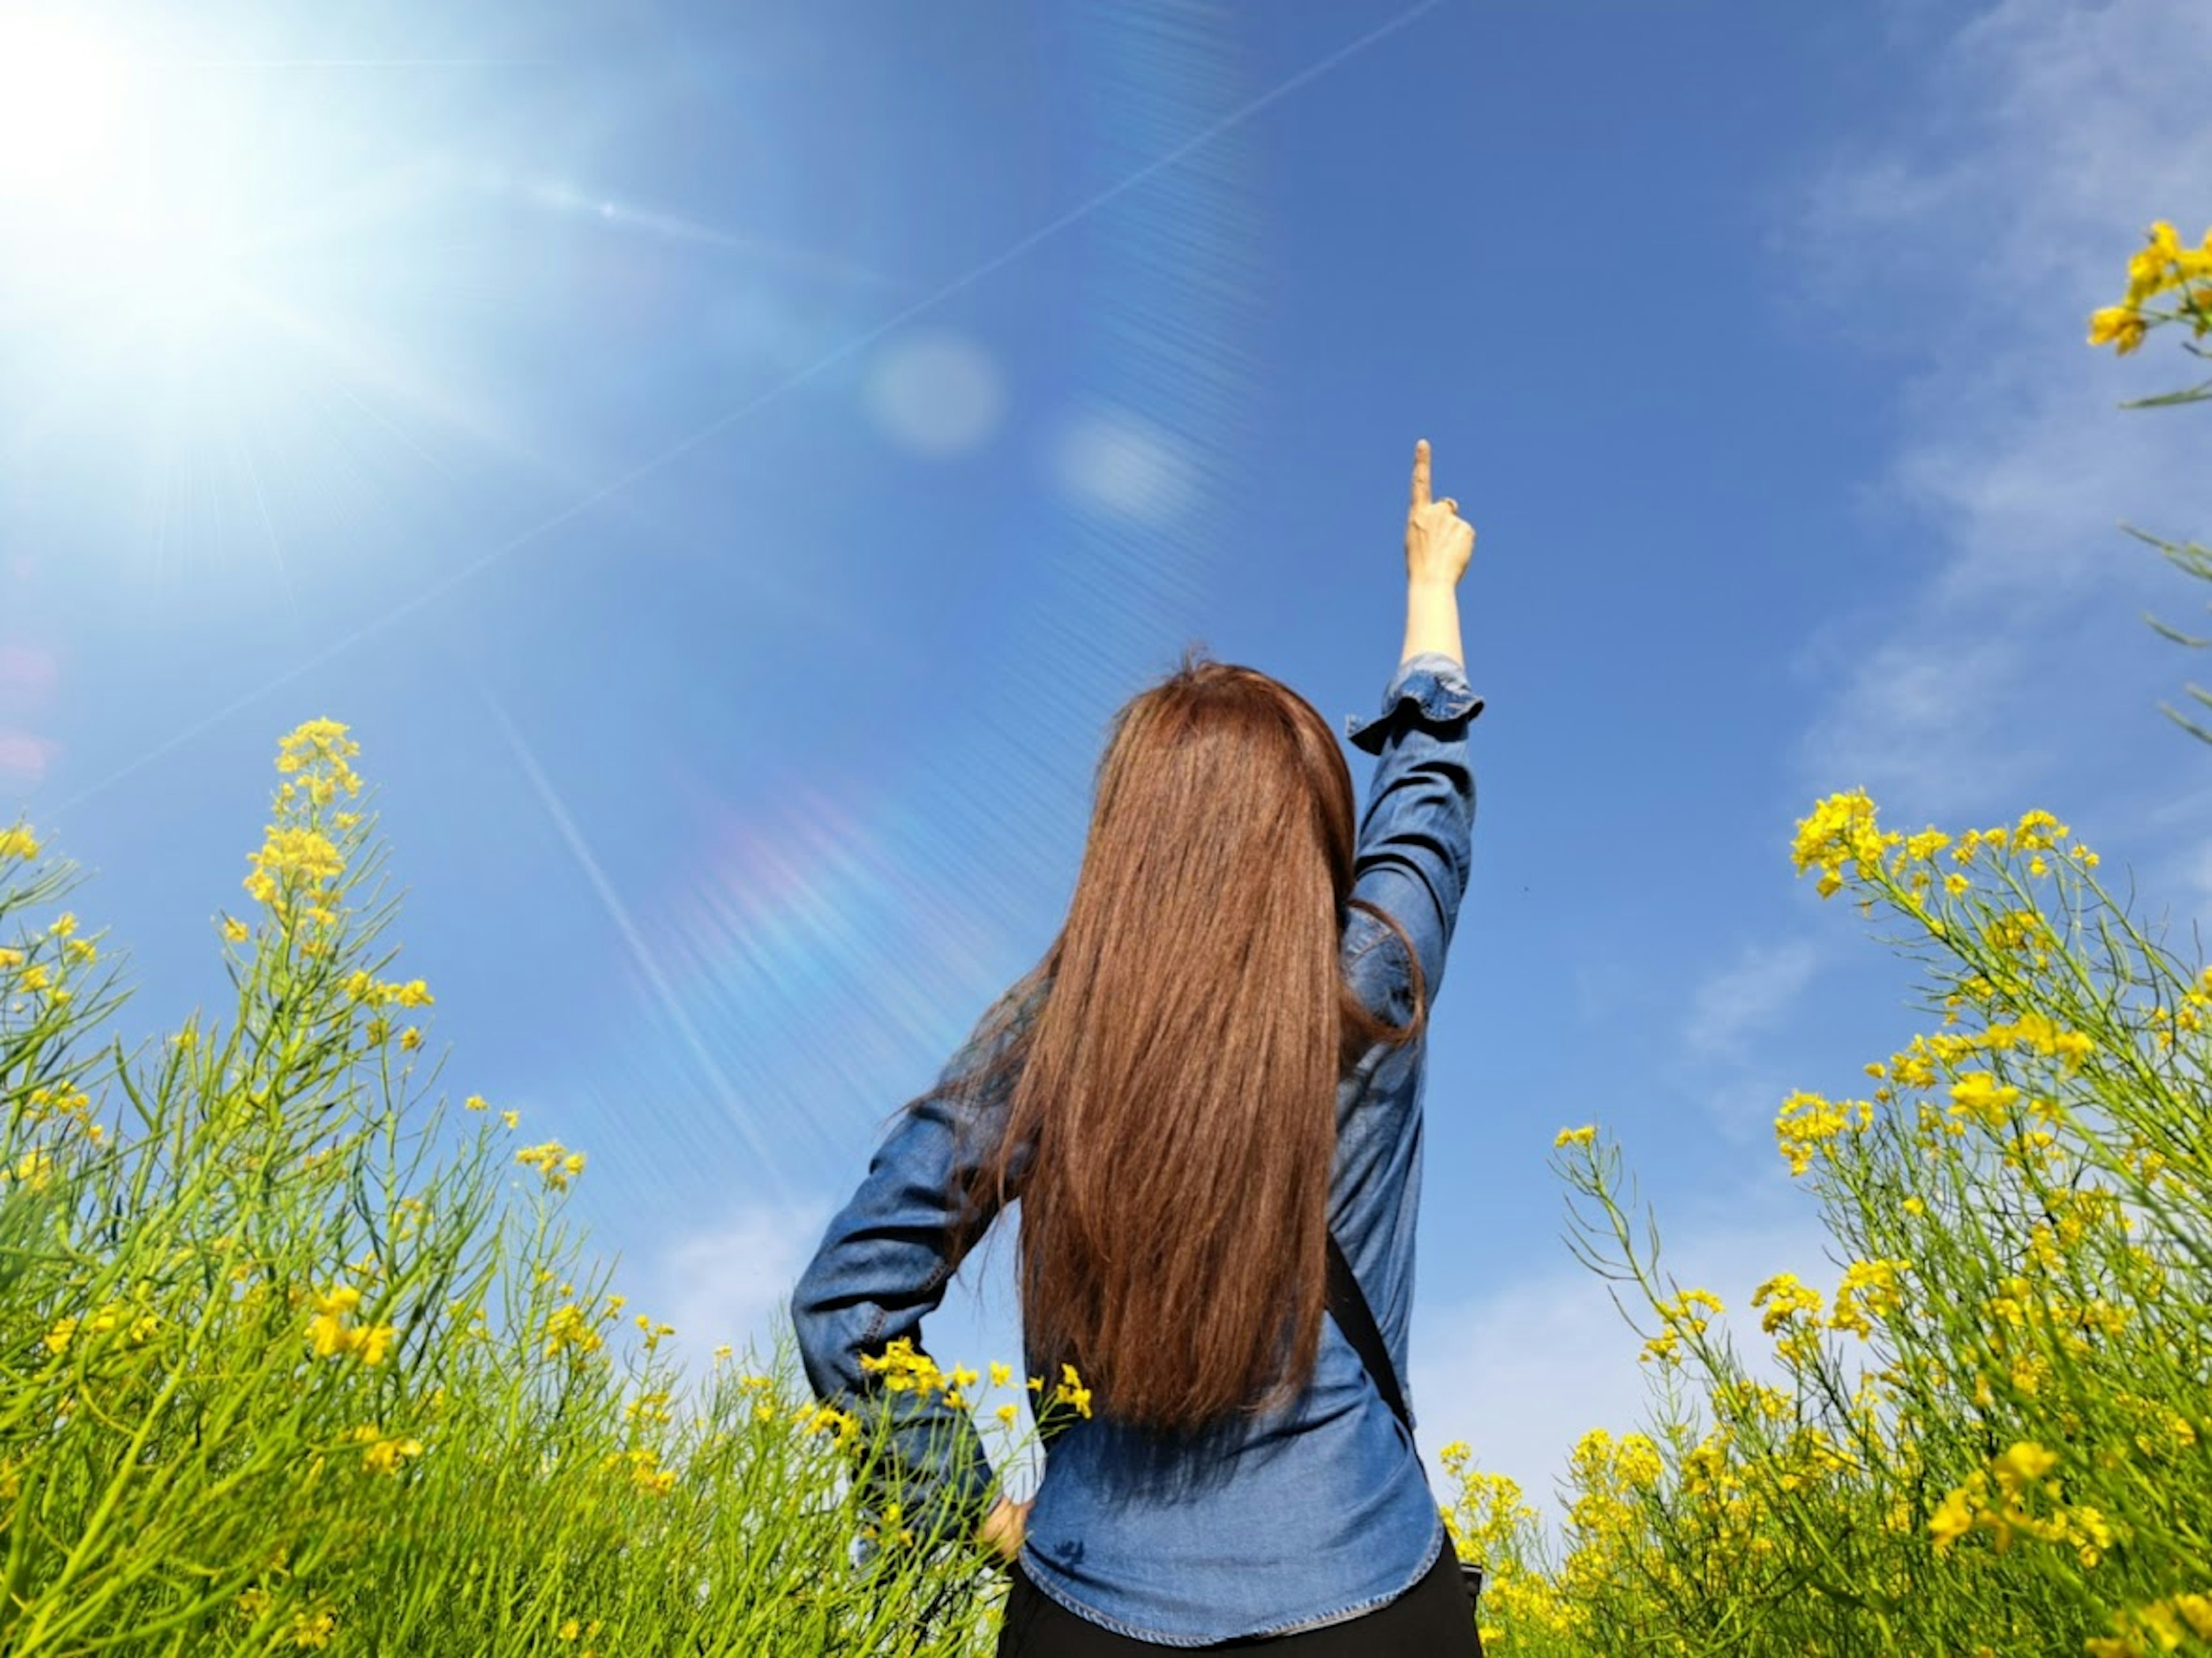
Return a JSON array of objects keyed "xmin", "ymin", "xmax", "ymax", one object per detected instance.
[
  {"xmin": 0, "ymin": 722, "xmax": 1042, "ymax": 1655},
  {"xmin": 1, "ymin": 223, "xmax": 2207, "ymax": 1655}
]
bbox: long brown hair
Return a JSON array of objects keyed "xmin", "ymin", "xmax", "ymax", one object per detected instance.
[{"xmin": 913, "ymin": 644, "xmax": 1429, "ymax": 1437}]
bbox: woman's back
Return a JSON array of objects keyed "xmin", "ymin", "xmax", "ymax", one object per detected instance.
[
  {"xmin": 1005, "ymin": 651, "xmax": 1480, "ymax": 1644},
  {"xmin": 792, "ymin": 646, "xmax": 1481, "ymax": 1645}
]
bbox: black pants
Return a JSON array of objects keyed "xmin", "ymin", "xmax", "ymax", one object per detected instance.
[{"xmin": 995, "ymin": 1544, "xmax": 1482, "ymax": 1656}]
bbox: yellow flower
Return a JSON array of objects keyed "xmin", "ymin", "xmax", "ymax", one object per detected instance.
[
  {"xmin": 1552, "ymin": 1125, "xmax": 1596, "ymax": 1148},
  {"xmin": 220, "ymin": 915, "xmax": 251, "ymax": 943},
  {"xmin": 515, "ymin": 1140, "xmax": 584, "ymax": 1193},
  {"xmin": 465, "ymin": 1094, "xmax": 488, "ymax": 1111},
  {"xmin": 348, "ymin": 1424, "xmax": 424, "ymax": 1475},
  {"xmin": 544, "ymin": 1303, "xmax": 604, "ymax": 1359},
  {"xmin": 1828, "ymin": 1257, "xmax": 1909, "ymax": 1337},
  {"xmin": 305, "ymin": 1286, "xmax": 362, "ymax": 1358},
  {"xmin": 501, "ymin": 1110, "xmax": 520, "ymax": 1130},
  {"xmin": 2089, "ymin": 305, "xmax": 2148, "ymax": 353},
  {"xmin": 356, "ymin": 1322, "xmax": 400, "ymax": 1367},
  {"xmin": 0, "ymin": 825, "xmax": 40, "ymax": 862},
  {"xmin": 996, "ymin": 1403, "xmax": 1020, "ymax": 1426},
  {"xmin": 1774, "ymin": 1090, "xmax": 1854, "ymax": 1177},
  {"xmin": 1928, "ymin": 1484, "xmax": 1976, "ymax": 1549},
  {"xmin": 990, "ymin": 1361, "xmax": 1013, "ymax": 1387},
  {"xmin": 1750, "ymin": 1272, "xmax": 1824, "ymax": 1335},
  {"xmin": 1792, "ymin": 791, "xmax": 1897, "ymax": 896},
  {"xmin": 1947, "ymin": 1071, "xmax": 2021, "ymax": 1129},
  {"xmin": 1991, "ymin": 1440, "xmax": 2057, "ymax": 1496},
  {"xmin": 1052, "ymin": 1362, "xmax": 1093, "ymax": 1418}
]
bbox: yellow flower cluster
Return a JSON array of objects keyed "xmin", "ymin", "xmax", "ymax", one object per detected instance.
[
  {"xmin": 1638, "ymin": 1287, "xmax": 1723, "ymax": 1366},
  {"xmin": 243, "ymin": 826, "xmax": 345, "ymax": 919},
  {"xmin": 2087, "ymin": 1594, "xmax": 2212, "ymax": 1658},
  {"xmin": 43, "ymin": 1301, "xmax": 161, "ymax": 1355},
  {"xmin": 794, "ymin": 1401, "xmax": 861, "ymax": 1443},
  {"xmin": 2088, "ymin": 221, "xmax": 2212, "ymax": 355},
  {"xmin": 237, "ymin": 722, "xmax": 367, "ymax": 948},
  {"xmin": 1797, "ymin": 798, "xmax": 2100, "ymax": 905},
  {"xmin": 602, "ymin": 1445, "xmax": 677, "ymax": 1497},
  {"xmin": 17, "ymin": 1082, "xmax": 95, "ymax": 1139},
  {"xmin": 859, "ymin": 1335, "xmax": 948, "ymax": 1395},
  {"xmin": 305, "ymin": 1285, "xmax": 399, "ymax": 1366},
  {"xmin": 854, "ymin": 1338, "xmax": 1079, "ymax": 1417},
  {"xmin": 1792, "ymin": 791, "xmax": 1894, "ymax": 898},
  {"xmin": 342, "ymin": 972, "xmax": 434, "ymax": 1008},
  {"xmin": 44, "ymin": 913, "xmax": 97, "ymax": 966},
  {"xmin": 1829, "ymin": 1258, "xmax": 1910, "ymax": 1339},
  {"xmin": 516, "ymin": 1141, "xmax": 586, "ymax": 1192},
  {"xmin": 544, "ymin": 1301, "xmax": 608, "ymax": 1359},
  {"xmin": 1553, "ymin": 1124, "xmax": 1597, "ymax": 1148},
  {"xmin": 1772, "ymin": 1088, "xmax": 1870, "ymax": 1177},
  {"xmin": 1050, "ymin": 1362, "xmax": 1093, "ymax": 1418},
  {"xmin": 347, "ymin": 1424, "xmax": 423, "ymax": 1476},
  {"xmin": 1751, "ymin": 1272, "xmax": 1823, "ymax": 1335},
  {"xmin": 1435, "ymin": 1444, "xmax": 1580, "ymax": 1647},
  {"xmin": 0, "ymin": 919, "xmax": 94, "ymax": 1009},
  {"xmin": 1927, "ymin": 1441, "xmax": 2114, "ymax": 1566},
  {"xmin": 273, "ymin": 718, "xmax": 363, "ymax": 805},
  {"xmin": 0, "ymin": 824, "xmax": 40, "ymax": 861}
]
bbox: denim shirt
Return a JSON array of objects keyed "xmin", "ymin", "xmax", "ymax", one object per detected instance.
[{"xmin": 790, "ymin": 651, "xmax": 1482, "ymax": 1646}]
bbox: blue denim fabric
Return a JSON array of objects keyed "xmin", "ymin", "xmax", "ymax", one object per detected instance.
[{"xmin": 790, "ymin": 651, "xmax": 1482, "ymax": 1646}]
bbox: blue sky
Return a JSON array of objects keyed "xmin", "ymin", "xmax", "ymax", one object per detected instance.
[{"xmin": 3, "ymin": 0, "xmax": 2208, "ymax": 1522}]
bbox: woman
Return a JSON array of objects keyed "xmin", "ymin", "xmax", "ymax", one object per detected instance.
[{"xmin": 791, "ymin": 439, "xmax": 1482, "ymax": 1653}]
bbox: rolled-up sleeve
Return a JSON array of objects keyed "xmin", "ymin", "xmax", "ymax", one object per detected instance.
[
  {"xmin": 1343, "ymin": 651, "xmax": 1482, "ymax": 1011},
  {"xmin": 790, "ymin": 1001, "xmax": 1025, "ymax": 1542}
]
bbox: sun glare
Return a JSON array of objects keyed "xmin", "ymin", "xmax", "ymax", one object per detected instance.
[
  {"xmin": 0, "ymin": 15, "xmax": 128, "ymax": 201},
  {"xmin": 0, "ymin": 11, "xmax": 267, "ymax": 351}
]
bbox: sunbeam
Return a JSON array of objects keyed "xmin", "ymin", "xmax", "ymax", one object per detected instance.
[{"xmin": 472, "ymin": 677, "xmax": 805, "ymax": 1206}]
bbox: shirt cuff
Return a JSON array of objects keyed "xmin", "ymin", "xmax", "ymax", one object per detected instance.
[{"xmin": 1344, "ymin": 653, "xmax": 1484, "ymax": 755}]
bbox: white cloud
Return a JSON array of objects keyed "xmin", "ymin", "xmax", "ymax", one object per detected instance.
[
  {"xmin": 1684, "ymin": 939, "xmax": 1820, "ymax": 1059},
  {"xmin": 1787, "ymin": 0, "xmax": 2212, "ymax": 821},
  {"xmin": 1047, "ymin": 403, "xmax": 1198, "ymax": 523},
  {"xmin": 648, "ymin": 1197, "xmax": 835, "ymax": 1389},
  {"xmin": 862, "ymin": 329, "xmax": 1006, "ymax": 458}
]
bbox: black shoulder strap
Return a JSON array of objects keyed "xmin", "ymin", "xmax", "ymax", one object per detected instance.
[
  {"xmin": 1328, "ymin": 1231, "xmax": 1487, "ymax": 1625},
  {"xmin": 1324, "ymin": 1229, "xmax": 1410, "ymax": 1433}
]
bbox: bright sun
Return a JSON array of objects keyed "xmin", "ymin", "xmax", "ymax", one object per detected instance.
[
  {"xmin": 0, "ymin": 10, "xmax": 263, "ymax": 347},
  {"xmin": 0, "ymin": 14, "xmax": 130, "ymax": 202}
]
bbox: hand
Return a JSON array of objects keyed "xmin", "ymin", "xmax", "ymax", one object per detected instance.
[
  {"xmin": 977, "ymin": 1493, "xmax": 1033, "ymax": 1565},
  {"xmin": 1405, "ymin": 439, "xmax": 1475, "ymax": 588}
]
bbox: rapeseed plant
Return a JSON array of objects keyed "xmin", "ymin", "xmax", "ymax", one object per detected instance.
[{"xmin": 0, "ymin": 723, "xmax": 1059, "ymax": 1654}]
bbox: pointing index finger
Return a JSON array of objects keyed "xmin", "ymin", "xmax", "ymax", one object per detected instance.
[{"xmin": 1411, "ymin": 439, "xmax": 1431, "ymax": 511}]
